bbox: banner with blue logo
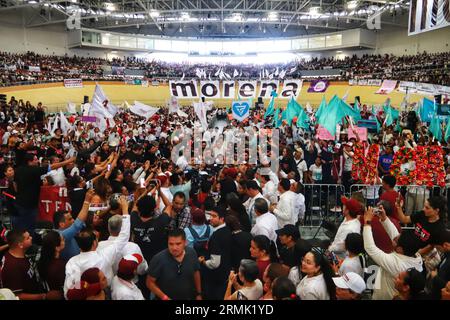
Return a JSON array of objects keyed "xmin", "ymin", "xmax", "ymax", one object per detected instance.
[
  {"xmin": 420, "ymin": 98, "xmax": 435, "ymax": 123},
  {"xmin": 232, "ymin": 101, "xmax": 250, "ymax": 122}
]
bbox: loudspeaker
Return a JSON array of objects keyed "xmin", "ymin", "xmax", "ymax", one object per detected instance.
[
  {"xmin": 83, "ymin": 95, "xmax": 89, "ymax": 104},
  {"xmin": 201, "ymin": 96, "xmax": 205, "ymax": 103},
  {"xmin": 434, "ymin": 94, "xmax": 442, "ymax": 105},
  {"xmin": 257, "ymin": 97, "xmax": 263, "ymax": 104}
]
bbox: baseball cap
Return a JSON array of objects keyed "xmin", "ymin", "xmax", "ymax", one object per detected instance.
[
  {"xmin": 341, "ymin": 196, "xmax": 364, "ymax": 215},
  {"xmin": 332, "ymin": 272, "xmax": 366, "ymax": 294},
  {"xmin": 276, "ymin": 224, "xmax": 300, "ymax": 240},
  {"xmin": 66, "ymin": 281, "xmax": 102, "ymax": 300},
  {"xmin": 118, "ymin": 254, "xmax": 143, "ymax": 279}
]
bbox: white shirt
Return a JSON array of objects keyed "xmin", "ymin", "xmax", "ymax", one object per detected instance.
[
  {"xmin": 97, "ymin": 236, "xmax": 148, "ymax": 278},
  {"xmin": 64, "ymin": 215, "xmax": 130, "ymax": 297},
  {"xmin": 339, "ymin": 256, "xmax": 364, "ymax": 278},
  {"xmin": 251, "ymin": 212, "xmax": 278, "ymax": 243},
  {"xmin": 111, "ymin": 276, "xmax": 145, "ymax": 300},
  {"xmin": 329, "ymin": 218, "xmax": 361, "ymax": 255},
  {"xmin": 295, "ymin": 159, "xmax": 308, "ymax": 183},
  {"xmin": 273, "ymin": 190, "xmax": 299, "ymax": 228},
  {"xmin": 294, "ymin": 192, "xmax": 306, "ymax": 220},
  {"xmin": 296, "ymin": 273, "xmax": 330, "ymax": 300},
  {"xmin": 158, "ymin": 187, "xmax": 173, "ymax": 212},
  {"xmin": 309, "ymin": 164, "xmax": 322, "ymax": 182},
  {"xmin": 288, "ymin": 266, "xmax": 302, "ymax": 287},
  {"xmin": 237, "ymin": 279, "xmax": 263, "ymax": 300},
  {"xmin": 46, "ymin": 167, "xmax": 66, "ymax": 186},
  {"xmin": 343, "ymin": 152, "xmax": 354, "ymax": 172},
  {"xmin": 243, "ymin": 193, "xmax": 269, "ymax": 226},
  {"xmin": 262, "ymin": 180, "xmax": 278, "ymax": 205}
]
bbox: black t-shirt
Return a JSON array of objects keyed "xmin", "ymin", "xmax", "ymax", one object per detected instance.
[
  {"xmin": 207, "ymin": 225, "xmax": 232, "ymax": 282},
  {"xmin": 410, "ymin": 211, "xmax": 447, "ymax": 248},
  {"xmin": 35, "ymin": 109, "xmax": 45, "ymax": 122},
  {"xmin": 15, "ymin": 165, "xmax": 48, "ymax": 208},
  {"xmin": 230, "ymin": 231, "xmax": 252, "ymax": 271},
  {"xmin": 130, "ymin": 211, "xmax": 171, "ymax": 263},
  {"xmin": 148, "ymin": 247, "xmax": 200, "ymax": 300}
]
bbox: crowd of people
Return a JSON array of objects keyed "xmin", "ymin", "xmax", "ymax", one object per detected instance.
[
  {"xmin": 1, "ymin": 50, "xmax": 449, "ymax": 86},
  {"xmin": 0, "ymin": 82, "xmax": 449, "ymax": 301}
]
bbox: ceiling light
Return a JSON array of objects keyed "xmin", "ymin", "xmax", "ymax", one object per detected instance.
[
  {"xmin": 181, "ymin": 12, "xmax": 190, "ymax": 20},
  {"xmin": 309, "ymin": 7, "xmax": 321, "ymax": 15},
  {"xmin": 346, "ymin": 1, "xmax": 358, "ymax": 10},
  {"xmin": 150, "ymin": 10, "xmax": 160, "ymax": 18},
  {"xmin": 104, "ymin": 2, "xmax": 116, "ymax": 12},
  {"xmin": 268, "ymin": 11, "xmax": 278, "ymax": 21}
]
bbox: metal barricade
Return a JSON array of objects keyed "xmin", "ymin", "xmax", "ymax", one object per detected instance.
[
  {"xmin": 349, "ymin": 184, "xmax": 382, "ymax": 208},
  {"xmin": 302, "ymin": 183, "xmax": 345, "ymax": 228}
]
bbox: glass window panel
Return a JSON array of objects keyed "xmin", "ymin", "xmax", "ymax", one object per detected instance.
[
  {"xmin": 291, "ymin": 38, "xmax": 308, "ymax": 50},
  {"xmin": 256, "ymin": 40, "xmax": 275, "ymax": 52},
  {"xmin": 154, "ymin": 39, "xmax": 172, "ymax": 51},
  {"xmin": 172, "ymin": 41, "xmax": 188, "ymax": 52},
  {"xmin": 137, "ymin": 38, "xmax": 154, "ymax": 50},
  {"xmin": 308, "ymin": 36, "xmax": 325, "ymax": 49},
  {"xmin": 102, "ymin": 34, "xmax": 119, "ymax": 46},
  {"xmin": 273, "ymin": 40, "xmax": 292, "ymax": 51},
  {"xmin": 120, "ymin": 36, "xmax": 136, "ymax": 48},
  {"xmin": 326, "ymin": 34, "xmax": 342, "ymax": 47}
]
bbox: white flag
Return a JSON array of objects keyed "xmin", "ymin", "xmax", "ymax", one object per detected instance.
[
  {"xmin": 195, "ymin": 68, "xmax": 202, "ymax": 78},
  {"xmin": 180, "ymin": 73, "xmax": 185, "ymax": 81},
  {"xmin": 51, "ymin": 114, "xmax": 59, "ymax": 134},
  {"xmin": 130, "ymin": 101, "xmax": 160, "ymax": 119},
  {"xmin": 289, "ymin": 66, "xmax": 297, "ymax": 74},
  {"xmin": 233, "ymin": 69, "xmax": 239, "ymax": 78},
  {"xmin": 342, "ymin": 89, "xmax": 350, "ymax": 102},
  {"xmin": 177, "ymin": 108, "xmax": 188, "ymax": 118},
  {"xmin": 275, "ymin": 67, "xmax": 279, "ymax": 76},
  {"xmin": 169, "ymin": 97, "xmax": 179, "ymax": 114},
  {"xmin": 214, "ymin": 68, "xmax": 221, "ymax": 77},
  {"xmin": 268, "ymin": 73, "xmax": 274, "ymax": 80},
  {"xmin": 208, "ymin": 73, "xmax": 211, "ymax": 81},
  {"xmin": 67, "ymin": 102, "xmax": 77, "ymax": 114},
  {"xmin": 194, "ymin": 102, "xmax": 208, "ymax": 130},
  {"xmin": 279, "ymin": 69, "xmax": 287, "ymax": 79},
  {"xmin": 90, "ymin": 84, "xmax": 115, "ymax": 119},
  {"xmin": 306, "ymin": 102, "xmax": 312, "ymax": 113},
  {"xmin": 59, "ymin": 111, "xmax": 72, "ymax": 135}
]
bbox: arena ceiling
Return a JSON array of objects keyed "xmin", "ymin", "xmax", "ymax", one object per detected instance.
[{"xmin": 1, "ymin": 0, "xmax": 411, "ymax": 38}]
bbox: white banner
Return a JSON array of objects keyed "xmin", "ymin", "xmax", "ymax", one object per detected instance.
[
  {"xmin": 279, "ymin": 80, "xmax": 303, "ymax": 99},
  {"xmin": 28, "ymin": 66, "xmax": 41, "ymax": 72},
  {"xmin": 222, "ymin": 81, "xmax": 236, "ymax": 99},
  {"xmin": 141, "ymin": 80, "xmax": 149, "ymax": 87},
  {"xmin": 169, "ymin": 80, "xmax": 199, "ymax": 99},
  {"xmin": 63, "ymin": 79, "xmax": 83, "ymax": 88},
  {"xmin": 258, "ymin": 80, "xmax": 280, "ymax": 99},
  {"xmin": 238, "ymin": 81, "xmax": 258, "ymax": 99},
  {"xmin": 409, "ymin": 0, "xmax": 450, "ymax": 36},
  {"xmin": 376, "ymin": 80, "xmax": 398, "ymax": 94},
  {"xmin": 200, "ymin": 81, "xmax": 221, "ymax": 99},
  {"xmin": 367, "ymin": 79, "xmax": 382, "ymax": 86}
]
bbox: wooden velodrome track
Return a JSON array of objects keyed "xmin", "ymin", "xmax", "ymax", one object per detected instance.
[{"xmin": 0, "ymin": 81, "xmax": 432, "ymax": 112}]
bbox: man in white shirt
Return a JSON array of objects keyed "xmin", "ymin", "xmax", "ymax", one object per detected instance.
[
  {"xmin": 251, "ymin": 198, "xmax": 278, "ymax": 243},
  {"xmin": 328, "ymin": 197, "xmax": 362, "ymax": 257},
  {"xmin": 260, "ymin": 174, "xmax": 278, "ymax": 205},
  {"xmin": 45, "ymin": 156, "xmax": 67, "ymax": 186},
  {"xmin": 63, "ymin": 196, "xmax": 130, "ymax": 298},
  {"xmin": 243, "ymin": 180, "xmax": 270, "ymax": 227},
  {"xmin": 290, "ymin": 179, "xmax": 306, "ymax": 223},
  {"xmin": 294, "ymin": 149, "xmax": 308, "ymax": 183},
  {"xmin": 97, "ymin": 215, "xmax": 148, "ymax": 277},
  {"xmin": 269, "ymin": 179, "xmax": 299, "ymax": 228}
]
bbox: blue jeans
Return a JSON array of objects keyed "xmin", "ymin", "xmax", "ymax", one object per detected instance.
[{"xmin": 11, "ymin": 204, "xmax": 38, "ymax": 233}]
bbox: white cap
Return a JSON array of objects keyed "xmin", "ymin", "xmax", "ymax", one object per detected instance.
[
  {"xmin": 332, "ymin": 272, "xmax": 366, "ymax": 294},
  {"xmin": 0, "ymin": 288, "xmax": 19, "ymax": 300},
  {"xmin": 289, "ymin": 179, "xmax": 297, "ymax": 185}
]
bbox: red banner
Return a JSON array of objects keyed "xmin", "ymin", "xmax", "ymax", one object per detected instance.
[{"xmin": 38, "ymin": 186, "xmax": 72, "ymax": 222}]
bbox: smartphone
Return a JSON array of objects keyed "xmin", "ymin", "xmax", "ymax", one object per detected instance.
[
  {"xmin": 86, "ymin": 180, "xmax": 92, "ymax": 189},
  {"xmin": 107, "ymin": 164, "xmax": 111, "ymax": 172},
  {"xmin": 330, "ymin": 252, "xmax": 339, "ymax": 266},
  {"xmin": 140, "ymin": 177, "xmax": 146, "ymax": 188}
]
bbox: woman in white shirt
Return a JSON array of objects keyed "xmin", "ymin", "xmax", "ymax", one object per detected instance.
[
  {"xmin": 288, "ymin": 239, "xmax": 312, "ymax": 287},
  {"xmin": 333, "ymin": 233, "xmax": 365, "ymax": 278},
  {"xmin": 309, "ymin": 157, "xmax": 323, "ymax": 184},
  {"xmin": 296, "ymin": 251, "xmax": 336, "ymax": 300},
  {"xmin": 225, "ymin": 259, "xmax": 264, "ymax": 300},
  {"xmin": 111, "ymin": 255, "xmax": 145, "ymax": 300}
]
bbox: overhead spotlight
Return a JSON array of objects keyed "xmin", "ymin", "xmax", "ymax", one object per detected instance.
[
  {"xmin": 305, "ymin": 25, "xmax": 309, "ymax": 30},
  {"xmin": 181, "ymin": 12, "xmax": 190, "ymax": 20},
  {"xmin": 136, "ymin": 24, "xmax": 140, "ymax": 28},
  {"xmin": 268, "ymin": 11, "xmax": 278, "ymax": 21},
  {"xmin": 115, "ymin": 20, "xmax": 119, "ymax": 25},
  {"xmin": 346, "ymin": 18, "xmax": 350, "ymax": 23},
  {"xmin": 309, "ymin": 7, "xmax": 321, "ymax": 15},
  {"xmin": 263, "ymin": 26, "xmax": 266, "ymax": 33},
  {"xmin": 325, "ymin": 21, "xmax": 329, "ymax": 27},
  {"xmin": 150, "ymin": 10, "xmax": 160, "ymax": 18},
  {"xmin": 179, "ymin": 26, "xmax": 183, "ymax": 32},
  {"xmin": 346, "ymin": 0, "xmax": 358, "ymax": 10},
  {"xmin": 104, "ymin": 2, "xmax": 116, "ymax": 12}
]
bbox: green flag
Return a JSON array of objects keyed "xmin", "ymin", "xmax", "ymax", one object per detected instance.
[
  {"xmin": 318, "ymin": 95, "xmax": 346, "ymax": 136},
  {"xmin": 445, "ymin": 118, "xmax": 450, "ymax": 143},
  {"xmin": 264, "ymin": 91, "xmax": 278, "ymax": 118},
  {"xmin": 296, "ymin": 105, "xmax": 310, "ymax": 129},
  {"xmin": 282, "ymin": 97, "xmax": 301, "ymax": 126},
  {"xmin": 429, "ymin": 102, "xmax": 442, "ymax": 141},
  {"xmin": 315, "ymin": 96, "xmax": 327, "ymax": 123},
  {"xmin": 273, "ymin": 106, "xmax": 282, "ymax": 128}
]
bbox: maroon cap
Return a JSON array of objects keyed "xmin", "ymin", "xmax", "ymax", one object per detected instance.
[{"xmin": 341, "ymin": 196, "xmax": 364, "ymax": 215}]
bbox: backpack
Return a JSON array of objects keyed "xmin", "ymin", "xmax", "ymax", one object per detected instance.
[{"xmin": 189, "ymin": 226, "xmax": 211, "ymax": 258}]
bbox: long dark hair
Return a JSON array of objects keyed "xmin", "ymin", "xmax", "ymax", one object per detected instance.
[
  {"xmin": 427, "ymin": 196, "xmax": 448, "ymax": 224},
  {"xmin": 252, "ymin": 235, "xmax": 279, "ymax": 263},
  {"xmin": 309, "ymin": 251, "xmax": 337, "ymax": 300},
  {"xmin": 38, "ymin": 230, "xmax": 62, "ymax": 281}
]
